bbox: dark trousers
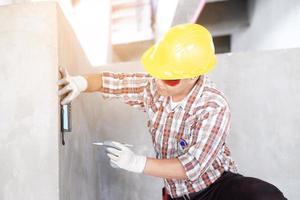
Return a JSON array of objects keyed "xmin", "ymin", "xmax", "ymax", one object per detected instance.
[{"xmin": 164, "ymin": 172, "xmax": 287, "ymax": 200}]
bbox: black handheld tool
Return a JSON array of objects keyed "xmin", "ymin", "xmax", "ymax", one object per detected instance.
[{"xmin": 61, "ymin": 103, "xmax": 72, "ymax": 145}]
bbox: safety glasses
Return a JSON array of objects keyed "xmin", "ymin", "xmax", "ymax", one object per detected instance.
[{"xmin": 162, "ymin": 79, "xmax": 181, "ymax": 86}]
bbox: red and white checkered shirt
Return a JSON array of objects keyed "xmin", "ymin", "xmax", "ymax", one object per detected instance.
[{"xmin": 101, "ymin": 72, "xmax": 238, "ymax": 198}]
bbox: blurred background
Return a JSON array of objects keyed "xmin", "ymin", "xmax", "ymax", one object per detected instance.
[{"xmin": 1, "ymin": 0, "xmax": 300, "ymax": 66}]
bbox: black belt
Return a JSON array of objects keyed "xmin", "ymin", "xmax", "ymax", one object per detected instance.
[
  {"xmin": 172, "ymin": 194, "xmax": 191, "ymax": 200},
  {"xmin": 171, "ymin": 189, "xmax": 203, "ymax": 200}
]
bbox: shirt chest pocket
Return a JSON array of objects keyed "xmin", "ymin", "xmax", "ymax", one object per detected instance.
[{"xmin": 176, "ymin": 116, "xmax": 198, "ymax": 155}]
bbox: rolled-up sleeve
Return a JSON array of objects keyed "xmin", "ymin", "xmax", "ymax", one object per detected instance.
[
  {"xmin": 178, "ymin": 105, "xmax": 231, "ymax": 181},
  {"xmin": 101, "ymin": 72, "xmax": 152, "ymax": 111}
]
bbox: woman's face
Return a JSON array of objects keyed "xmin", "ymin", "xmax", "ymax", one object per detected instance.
[{"xmin": 155, "ymin": 78, "xmax": 198, "ymax": 100}]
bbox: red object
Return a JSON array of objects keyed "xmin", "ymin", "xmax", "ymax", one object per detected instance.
[
  {"xmin": 162, "ymin": 79, "xmax": 180, "ymax": 86},
  {"xmin": 162, "ymin": 188, "xmax": 169, "ymax": 200}
]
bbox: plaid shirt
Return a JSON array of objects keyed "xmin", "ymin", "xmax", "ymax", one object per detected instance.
[{"xmin": 101, "ymin": 72, "xmax": 238, "ymax": 198}]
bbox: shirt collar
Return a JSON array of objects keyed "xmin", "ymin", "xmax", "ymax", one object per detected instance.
[
  {"xmin": 179, "ymin": 75, "xmax": 206, "ymax": 113},
  {"xmin": 153, "ymin": 75, "xmax": 206, "ymax": 113}
]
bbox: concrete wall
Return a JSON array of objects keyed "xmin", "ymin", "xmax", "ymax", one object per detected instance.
[
  {"xmin": 211, "ymin": 49, "xmax": 300, "ymax": 200},
  {"xmin": 232, "ymin": 0, "xmax": 300, "ymax": 52},
  {"xmin": 0, "ymin": 2, "xmax": 59, "ymax": 200}
]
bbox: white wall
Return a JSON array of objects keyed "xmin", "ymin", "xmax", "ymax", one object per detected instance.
[
  {"xmin": 232, "ymin": 0, "xmax": 300, "ymax": 52},
  {"xmin": 0, "ymin": 0, "xmax": 111, "ymax": 66},
  {"xmin": 59, "ymin": 0, "xmax": 111, "ymax": 66},
  {"xmin": 0, "ymin": 0, "xmax": 12, "ymax": 6},
  {"xmin": 155, "ymin": 0, "xmax": 179, "ymax": 41}
]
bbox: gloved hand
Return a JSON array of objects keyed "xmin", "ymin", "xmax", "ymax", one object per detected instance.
[
  {"xmin": 105, "ymin": 141, "xmax": 147, "ymax": 173},
  {"xmin": 57, "ymin": 67, "xmax": 88, "ymax": 105}
]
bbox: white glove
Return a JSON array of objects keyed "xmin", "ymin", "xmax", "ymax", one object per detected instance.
[
  {"xmin": 58, "ymin": 67, "xmax": 88, "ymax": 105},
  {"xmin": 105, "ymin": 141, "xmax": 147, "ymax": 173}
]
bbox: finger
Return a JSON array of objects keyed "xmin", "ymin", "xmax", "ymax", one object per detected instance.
[
  {"xmin": 58, "ymin": 85, "xmax": 72, "ymax": 96},
  {"xmin": 106, "ymin": 147, "xmax": 121, "ymax": 157},
  {"xmin": 59, "ymin": 67, "xmax": 69, "ymax": 78},
  {"xmin": 103, "ymin": 140, "xmax": 122, "ymax": 150},
  {"xmin": 103, "ymin": 140, "xmax": 115, "ymax": 146},
  {"xmin": 110, "ymin": 160, "xmax": 119, "ymax": 168},
  {"xmin": 57, "ymin": 78, "xmax": 69, "ymax": 86},
  {"xmin": 111, "ymin": 141, "xmax": 126, "ymax": 150},
  {"xmin": 107, "ymin": 153, "xmax": 119, "ymax": 162},
  {"xmin": 61, "ymin": 91, "xmax": 74, "ymax": 105}
]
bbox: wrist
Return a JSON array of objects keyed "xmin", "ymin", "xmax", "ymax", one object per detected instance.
[
  {"xmin": 132, "ymin": 155, "xmax": 147, "ymax": 173},
  {"xmin": 75, "ymin": 76, "xmax": 88, "ymax": 92}
]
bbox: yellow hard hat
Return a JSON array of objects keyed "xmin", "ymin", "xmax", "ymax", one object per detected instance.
[{"xmin": 141, "ymin": 23, "xmax": 216, "ymax": 80}]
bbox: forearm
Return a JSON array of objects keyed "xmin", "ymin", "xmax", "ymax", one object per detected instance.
[
  {"xmin": 143, "ymin": 158, "xmax": 188, "ymax": 180},
  {"xmin": 83, "ymin": 73, "xmax": 103, "ymax": 92}
]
